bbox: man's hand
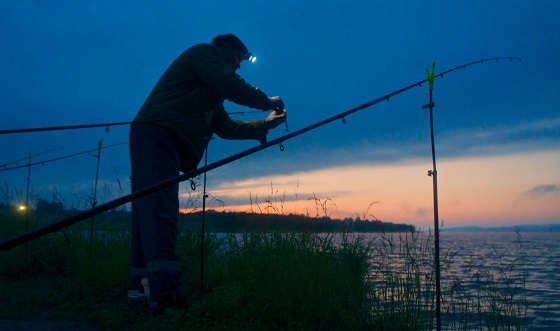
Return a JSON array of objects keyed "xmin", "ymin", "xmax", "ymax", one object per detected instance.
[
  {"xmin": 268, "ymin": 96, "xmax": 285, "ymax": 111},
  {"xmin": 264, "ymin": 109, "xmax": 286, "ymax": 130},
  {"xmin": 258, "ymin": 109, "xmax": 287, "ymax": 144}
]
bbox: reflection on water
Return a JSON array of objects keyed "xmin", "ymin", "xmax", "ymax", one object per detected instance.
[{"xmin": 364, "ymin": 232, "xmax": 560, "ymax": 330}]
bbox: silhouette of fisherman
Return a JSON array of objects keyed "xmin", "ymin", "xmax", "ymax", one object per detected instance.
[{"xmin": 128, "ymin": 34, "xmax": 286, "ymax": 309}]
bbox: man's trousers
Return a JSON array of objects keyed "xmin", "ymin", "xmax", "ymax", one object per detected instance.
[{"xmin": 129, "ymin": 122, "xmax": 182, "ymax": 303}]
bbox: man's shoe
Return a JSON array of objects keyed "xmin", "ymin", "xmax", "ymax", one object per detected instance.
[{"xmin": 127, "ymin": 290, "xmax": 148, "ymax": 309}]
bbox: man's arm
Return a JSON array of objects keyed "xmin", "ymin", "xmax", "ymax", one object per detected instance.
[
  {"xmin": 189, "ymin": 45, "xmax": 274, "ymax": 110},
  {"xmin": 213, "ymin": 105, "xmax": 268, "ymax": 141},
  {"xmin": 213, "ymin": 106, "xmax": 286, "ymax": 143}
]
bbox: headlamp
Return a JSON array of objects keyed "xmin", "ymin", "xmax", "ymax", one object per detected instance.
[{"xmin": 244, "ymin": 52, "xmax": 257, "ymax": 63}]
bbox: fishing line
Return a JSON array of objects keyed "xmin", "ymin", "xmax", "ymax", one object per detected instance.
[
  {"xmin": 0, "ymin": 111, "xmax": 267, "ymax": 135},
  {"xmin": 0, "ymin": 147, "xmax": 62, "ymax": 168},
  {"xmin": 0, "ymin": 142, "xmax": 127, "ymax": 172}
]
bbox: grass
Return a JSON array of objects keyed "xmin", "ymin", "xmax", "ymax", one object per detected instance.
[
  {"xmin": 0, "ymin": 211, "xmax": 376, "ymax": 330},
  {"xmin": 366, "ymin": 231, "xmax": 530, "ymax": 330},
  {"xmin": 0, "ymin": 210, "xmax": 530, "ymax": 330}
]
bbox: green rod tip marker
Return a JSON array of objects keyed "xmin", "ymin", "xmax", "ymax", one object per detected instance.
[{"xmin": 426, "ymin": 62, "xmax": 436, "ymax": 90}]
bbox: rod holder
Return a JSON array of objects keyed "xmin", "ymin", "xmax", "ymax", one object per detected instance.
[{"xmin": 422, "ymin": 102, "xmax": 435, "ymax": 109}]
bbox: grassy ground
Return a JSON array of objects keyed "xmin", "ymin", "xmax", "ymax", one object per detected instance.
[
  {"xmin": 0, "ymin": 212, "xmax": 379, "ymax": 330},
  {"xmin": 0, "ymin": 211, "xmax": 529, "ymax": 330}
]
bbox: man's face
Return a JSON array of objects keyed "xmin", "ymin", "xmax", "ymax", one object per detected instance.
[{"xmin": 234, "ymin": 55, "xmax": 242, "ymax": 70}]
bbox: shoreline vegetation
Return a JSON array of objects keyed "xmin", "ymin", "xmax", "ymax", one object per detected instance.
[
  {"xmin": 442, "ymin": 224, "xmax": 560, "ymax": 232},
  {"xmin": 180, "ymin": 210, "xmax": 415, "ymax": 233},
  {"xmin": 0, "ymin": 199, "xmax": 415, "ymax": 233},
  {"xmin": 1, "ymin": 201, "xmax": 529, "ymax": 330}
]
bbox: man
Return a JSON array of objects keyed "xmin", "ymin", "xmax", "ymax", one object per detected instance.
[{"xmin": 128, "ymin": 34, "xmax": 286, "ymax": 308}]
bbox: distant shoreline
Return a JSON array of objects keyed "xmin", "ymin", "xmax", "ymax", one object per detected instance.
[
  {"xmin": 0, "ymin": 201, "xmax": 416, "ymax": 233},
  {"xmin": 442, "ymin": 224, "xmax": 560, "ymax": 233}
]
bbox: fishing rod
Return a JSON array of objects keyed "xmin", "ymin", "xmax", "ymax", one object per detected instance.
[
  {"xmin": 0, "ymin": 111, "xmax": 265, "ymax": 135},
  {"xmin": 0, "ymin": 142, "xmax": 127, "ymax": 172},
  {"xmin": 0, "ymin": 56, "xmax": 521, "ymax": 251}
]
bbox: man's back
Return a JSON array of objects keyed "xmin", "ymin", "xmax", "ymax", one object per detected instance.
[
  {"xmin": 135, "ymin": 44, "xmax": 224, "ymax": 132},
  {"xmin": 134, "ymin": 43, "xmax": 272, "ymax": 162}
]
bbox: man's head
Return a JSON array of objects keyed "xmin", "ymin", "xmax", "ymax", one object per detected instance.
[{"xmin": 212, "ymin": 34, "xmax": 252, "ymax": 69}]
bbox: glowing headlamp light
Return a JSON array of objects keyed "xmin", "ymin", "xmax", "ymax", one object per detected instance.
[{"xmin": 244, "ymin": 52, "xmax": 257, "ymax": 63}]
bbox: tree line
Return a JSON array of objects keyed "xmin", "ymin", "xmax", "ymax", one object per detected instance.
[{"xmin": 1, "ymin": 199, "xmax": 415, "ymax": 233}]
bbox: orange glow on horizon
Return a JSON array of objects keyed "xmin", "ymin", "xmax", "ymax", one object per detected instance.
[{"xmin": 179, "ymin": 149, "xmax": 560, "ymax": 227}]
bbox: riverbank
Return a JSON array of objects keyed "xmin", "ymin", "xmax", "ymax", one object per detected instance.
[
  {"xmin": 1, "ymin": 214, "xmax": 535, "ymax": 330},
  {"xmin": 1, "ymin": 215, "xmax": 380, "ymax": 330}
]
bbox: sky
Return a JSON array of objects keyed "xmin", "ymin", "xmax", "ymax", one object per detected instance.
[{"xmin": 0, "ymin": 0, "xmax": 558, "ymax": 227}]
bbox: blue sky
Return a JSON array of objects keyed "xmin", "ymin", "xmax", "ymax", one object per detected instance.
[{"xmin": 0, "ymin": 1, "xmax": 558, "ymax": 225}]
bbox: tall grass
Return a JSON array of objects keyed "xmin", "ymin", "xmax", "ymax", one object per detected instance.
[
  {"xmin": 1, "ymin": 210, "xmax": 530, "ymax": 330},
  {"xmin": 170, "ymin": 232, "xmax": 373, "ymax": 330},
  {"xmin": 366, "ymin": 231, "xmax": 529, "ymax": 330},
  {"xmin": 1, "ymin": 212, "xmax": 376, "ymax": 330}
]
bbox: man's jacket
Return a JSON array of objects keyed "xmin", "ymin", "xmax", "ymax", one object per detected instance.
[{"xmin": 134, "ymin": 43, "xmax": 274, "ymax": 170}]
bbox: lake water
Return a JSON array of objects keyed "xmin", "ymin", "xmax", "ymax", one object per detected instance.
[
  {"xmin": 444, "ymin": 232, "xmax": 559, "ymax": 330},
  {"xmin": 364, "ymin": 232, "xmax": 560, "ymax": 330}
]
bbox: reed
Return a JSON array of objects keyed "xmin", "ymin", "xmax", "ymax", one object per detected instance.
[
  {"xmin": 0, "ymin": 209, "xmax": 529, "ymax": 330},
  {"xmin": 366, "ymin": 231, "xmax": 529, "ymax": 330},
  {"xmin": 0, "ymin": 213, "xmax": 375, "ymax": 330}
]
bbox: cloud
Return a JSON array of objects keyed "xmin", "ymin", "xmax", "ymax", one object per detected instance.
[
  {"xmin": 465, "ymin": 117, "xmax": 560, "ymax": 140},
  {"xmin": 523, "ymin": 184, "xmax": 560, "ymax": 198},
  {"xmin": 207, "ymin": 116, "xmax": 560, "ymax": 185}
]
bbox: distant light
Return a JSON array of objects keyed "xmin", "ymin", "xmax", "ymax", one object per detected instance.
[
  {"xmin": 17, "ymin": 204, "xmax": 27, "ymax": 212},
  {"xmin": 248, "ymin": 55, "xmax": 257, "ymax": 63}
]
